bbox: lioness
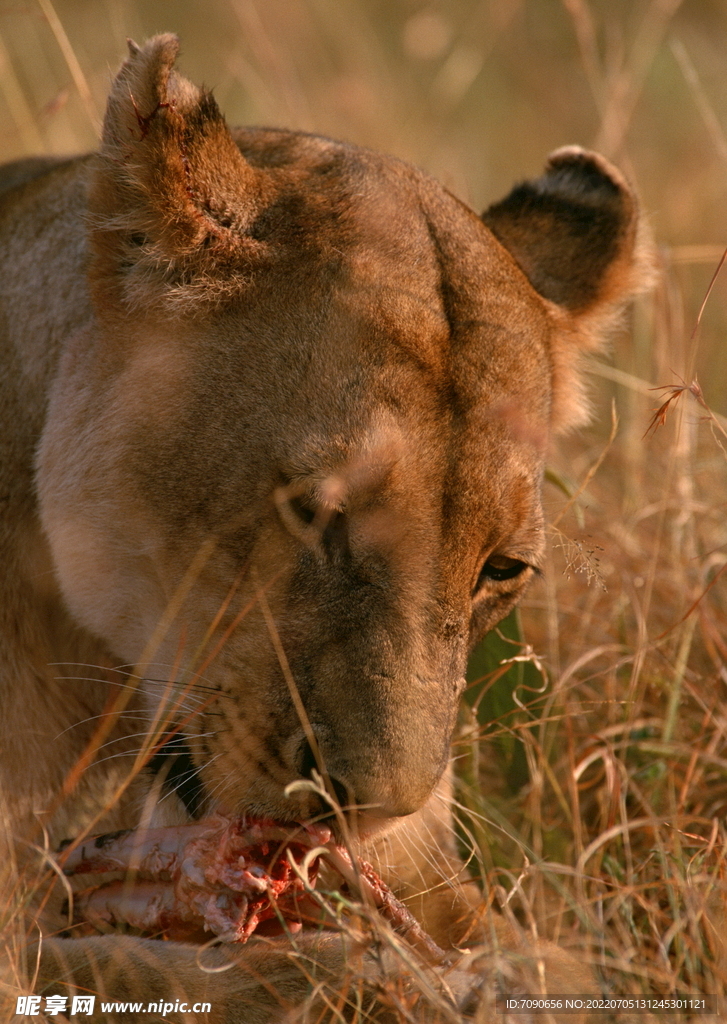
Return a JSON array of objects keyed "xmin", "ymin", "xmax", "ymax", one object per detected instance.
[{"xmin": 1, "ymin": 34, "xmax": 650, "ymax": 1023}]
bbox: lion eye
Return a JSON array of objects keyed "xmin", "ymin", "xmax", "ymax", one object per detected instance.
[
  {"xmin": 289, "ymin": 492, "xmax": 317, "ymax": 527},
  {"xmin": 475, "ymin": 554, "xmax": 528, "ymax": 590},
  {"xmin": 275, "ymin": 485, "xmax": 348, "ymax": 558},
  {"xmin": 274, "ymin": 485, "xmax": 318, "ymax": 540}
]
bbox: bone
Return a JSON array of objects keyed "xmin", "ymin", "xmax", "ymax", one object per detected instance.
[
  {"xmin": 61, "ymin": 814, "xmax": 448, "ymax": 958},
  {"xmin": 320, "ymin": 844, "xmax": 449, "ymax": 964},
  {"xmin": 61, "ymin": 816, "xmax": 331, "ymax": 876},
  {"xmin": 62, "ymin": 815, "xmax": 330, "ymax": 941},
  {"xmin": 74, "ymin": 880, "xmax": 191, "ymax": 935}
]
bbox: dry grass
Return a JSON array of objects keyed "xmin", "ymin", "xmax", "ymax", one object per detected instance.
[
  {"xmin": 457, "ymin": 235, "xmax": 727, "ymax": 1015},
  {"xmin": 459, "ymin": 333, "xmax": 727, "ymax": 1015},
  {"xmin": 2, "ymin": 0, "xmax": 727, "ymax": 1020}
]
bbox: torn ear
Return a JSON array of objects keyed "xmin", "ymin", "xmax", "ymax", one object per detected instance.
[
  {"xmin": 89, "ymin": 34, "xmax": 266, "ymax": 310},
  {"xmin": 483, "ymin": 146, "xmax": 655, "ymax": 430}
]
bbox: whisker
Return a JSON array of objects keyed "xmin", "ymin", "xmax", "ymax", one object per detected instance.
[
  {"xmin": 53, "ymin": 714, "xmax": 153, "ymax": 741},
  {"xmin": 158, "ymin": 752, "xmax": 224, "ymax": 808}
]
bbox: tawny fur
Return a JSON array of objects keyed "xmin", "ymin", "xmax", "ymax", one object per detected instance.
[{"xmin": 0, "ymin": 35, "xmax": 651, "ymax": 1023}]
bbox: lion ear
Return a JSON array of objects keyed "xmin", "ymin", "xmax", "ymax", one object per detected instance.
[
  {"xmin": 89, "ymin": 34, "xmax": 264, "ymax": 310},
  {"xmin": 483, "ymin": 147, "xmax": 655, "ymax": 430}
]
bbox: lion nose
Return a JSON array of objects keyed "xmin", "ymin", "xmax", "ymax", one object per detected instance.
[{"xmin": 296, "ymin": 735, "xmax": 442, "ymax": 821}]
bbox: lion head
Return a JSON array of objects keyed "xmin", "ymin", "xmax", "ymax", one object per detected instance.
[{"xmin": 35, "ymin": 35, "xmax": 651, "ymax": 835}]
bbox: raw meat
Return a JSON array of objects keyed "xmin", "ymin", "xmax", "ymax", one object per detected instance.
[
  {"xmin": 63, "ymin": 815, "xmax": 330, "ymax": 942},
  {"xmin": 61, "ymin": 814, "xmax": 447, "ymax": 961}
]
